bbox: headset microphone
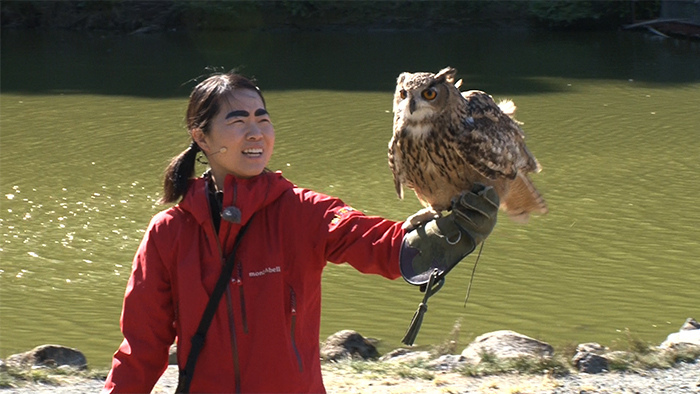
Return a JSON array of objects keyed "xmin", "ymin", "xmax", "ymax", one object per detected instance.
[{"xmin": 210, "ymin": 146, "xmax": 228, "ymax": 156}]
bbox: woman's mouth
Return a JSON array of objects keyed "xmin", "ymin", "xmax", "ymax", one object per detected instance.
[{"xmin": 243, "ymin": 148, "xmax": 263, "ymax": 157}]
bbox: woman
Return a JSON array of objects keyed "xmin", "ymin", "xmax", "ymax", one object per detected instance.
[{"xmin": 103, "ymin": 71, "xmax": 498, "ymax": 393}]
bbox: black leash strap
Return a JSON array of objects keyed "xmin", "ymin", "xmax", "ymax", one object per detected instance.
[
  {"xmin": 176, "ymin": 217, "xmax": 254, "ymax": 393},
  {"xmin": 401, "ymin": 269, "xmax": 444, "ymax": 346}
]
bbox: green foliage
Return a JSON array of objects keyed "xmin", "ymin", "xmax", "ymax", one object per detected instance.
[
  {"xmin": 173, "ymin": 1, "xmax": 264, "ymax": 31},
  {"xmin": 430, "ymin": 319, "xmax": 462, "ymax": 357},
  {"xmin": 612, "ymin": 328, "xmax": 653, "ymax": 354},
  {"xmin": 603, "ymin": 329, "xmax": 700, "ymax": 372},
  {"xmin": 527, "ymin": 0, "xmax": 660, "ymax": 29},
  {"xmin": 0, "ymin": 367, "xmax": 58, "ymax": 388},
  {"xmin": 345, "ymin": 359, "xmax": 434, "ymax": 380},
  {"xmin": 460, "ymin": 352, "xmax": 571, "ymax": 377},
  {"xmin": 3, "ymin": 0, "xmax": 657, "ymax": 32},
  {"xmin": 606, "ymin": 346, "xmax": 700, "ymax": 373},
  {"xmin": 0, "ymin": 366, "xmax": 109, "ymax": 389}
]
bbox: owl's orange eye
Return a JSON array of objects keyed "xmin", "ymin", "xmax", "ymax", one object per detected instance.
[
  {"xmin": 399, "ymin": 89, "xmax": 407, "ymax": 100},
  {"xmin": 422, "ymin": 88, "xmax": 437, "ymax": 100}
]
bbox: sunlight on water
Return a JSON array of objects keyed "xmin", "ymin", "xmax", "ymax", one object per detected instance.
[{"xmin": 1, "ymin": 30, "xmax": 699, "ymax": 368}]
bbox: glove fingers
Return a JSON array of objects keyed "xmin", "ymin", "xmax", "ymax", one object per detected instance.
[{"xmin": 455, "ymin": 184, "xmax": 500, "ymax": 217}]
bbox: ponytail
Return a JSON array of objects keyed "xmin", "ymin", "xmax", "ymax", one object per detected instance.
[{"xmin": 160, "ymin": 142, "xmax": 201, "ymax": 204}]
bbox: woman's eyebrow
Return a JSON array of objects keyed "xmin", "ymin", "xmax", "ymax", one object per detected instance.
[
  {"xmin": 225, "ymin": 109, "xmax": 268, "ymax": 119},
  {"xmin": 225, "ymin": 110, "xmax": 249, "ymax": 119}
]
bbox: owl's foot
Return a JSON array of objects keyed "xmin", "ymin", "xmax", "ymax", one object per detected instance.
[{"xmin": 402, "ymin": 207, "xmax": 441, "ymax": 231}]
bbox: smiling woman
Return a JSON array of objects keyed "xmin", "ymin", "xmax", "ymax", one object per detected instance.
[
  {"xmin": 191, "ymin": 88, "xmax": 275, "ymax": 187},
  {"xmin": 160, "ymin": 73, "xmax": 273, "ymax": 204},
  {"xmin": 101, "ymin": 70, "xmax": 498, "ymax": 394}
]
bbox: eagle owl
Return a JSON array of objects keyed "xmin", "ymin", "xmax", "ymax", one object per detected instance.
[{"xmin": 389, "ymin": 67, "xmax": 548, "ymax": 223}]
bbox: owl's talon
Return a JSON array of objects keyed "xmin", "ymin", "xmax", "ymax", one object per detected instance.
[{"xmin": 402, "ymin": 207, "xmax": 441, "ymax": 231}]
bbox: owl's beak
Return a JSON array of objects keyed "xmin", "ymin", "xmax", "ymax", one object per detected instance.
[{"xmin": 409, "ymin": 98, "xmax": 416, "ymax": 114}]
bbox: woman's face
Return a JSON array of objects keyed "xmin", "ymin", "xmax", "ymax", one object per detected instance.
[{"xmin": 194, "ymin": 89, "xmax": 275, "ymax": 186}]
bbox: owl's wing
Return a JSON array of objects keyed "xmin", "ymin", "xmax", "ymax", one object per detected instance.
[
  {"xmin": 387, "ymin": 135, "xmax": 404, "ymax": 199},
  {"xmin": 456, "ymin": 90, "xmax": 540, "ymax": 180}
]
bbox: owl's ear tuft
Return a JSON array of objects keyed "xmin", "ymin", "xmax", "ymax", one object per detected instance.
[
  {"xmin": 397, "ymin": 73, "xmax": 409, "ymax": 84},
  {"xmin": 435, "ymin": 67, "xmax": 457, "ymax": 84}
]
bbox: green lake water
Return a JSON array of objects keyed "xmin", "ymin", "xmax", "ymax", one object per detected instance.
[{"xmin": 1, "ymin": 29, "xmax": 699, "ymax": 368}]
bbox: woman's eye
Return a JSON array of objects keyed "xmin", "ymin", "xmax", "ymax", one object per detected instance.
[
  {"xmin": 422, "ymin": 89, "xmax": 437, "ymax": 100},
  {"xmin": 399, "ymin": 89, "xmax": 407, "ymax": 100}
]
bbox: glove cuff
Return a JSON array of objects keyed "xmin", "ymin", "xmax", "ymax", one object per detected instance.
[{"xmin": 399, "ymin": 219, "xmax": 477, "ymax": 286}]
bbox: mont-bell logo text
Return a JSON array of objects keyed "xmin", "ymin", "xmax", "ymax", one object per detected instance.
[{"xmin": 249, "ymin": 266, "xmax": 281, "ymax": 278}]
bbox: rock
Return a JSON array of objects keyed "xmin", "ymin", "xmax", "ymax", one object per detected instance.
[
  {"xmin": 575, "ymin": 342, "xmax": 607, "ymax": 355},
  {"xmin": 572, "ymin": 342, "xmax": 609, "ymax": 373},
  {"xmin": 661, "ymin": 317, "xmax": 700, "ymax": 348},
  {"xmin": 320, "ymin": 330, "xmax": 379, "ymax": 361},
  {"xmin": 378, "ymin": 347, "xmax": 412, "ymax": 361},
  {"xmin": 680, "ymin": 317, "xmax": 700, "ymax": 331},
  {"xmin": 427, "ymin": 354, "xmax": 466, "ymax": 371},
  {"xmin": 661, "ymin": 330, "xmax": 700, "ymax": 348},
  {"xmin": 379, "ymin": 348, "xmax": 431, "ymax": 364},
  {"xmin": 6, "ymin": 344, "xmax": 87, "ymax": 370},
  {"xmin": 576, "ymin": 353, "xmax": 609, "ymax": 374},
  {"xmin": 460, "ymin": 330, "xmax": 553, "ymax": 365},
  {"xmin": 169, "ymin": 343, "xmax": 178, "ymax": 365}
]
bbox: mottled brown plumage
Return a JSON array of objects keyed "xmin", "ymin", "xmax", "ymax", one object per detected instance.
[{"xmin": 389, "ymin": 67, "xmax": 548, "ymax": 222}]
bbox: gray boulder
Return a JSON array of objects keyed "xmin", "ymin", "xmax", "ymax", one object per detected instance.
[
  {"xmin": 572, "ymin": 342, "xmax": 609, "ymax": 374},
  {"xmin": 379, "ymin": 348, "xmax": 431, "ymax": 364},
  {"xmin": 461, "ymin": 330, "xmax": 553, "ymax": 365},
  {"xmin": 6, "ymin": 344, "xmax": 87, "ymax": 369},
  {"xmin": 320, "ymin": 330, "xmax": 379, "ymax": 361},
  {"xmin": 661, "ymin": 317, "xmax": 700, "ymax": 348},
  {"xmin": 169, "ymin": 343, "xmax": 178, "ymax": 365},
  {"xmin": 680, "ymin": 317, "xmax": 700, "ymax": 331},
  {"xmin": 427, "ymin": 354, "xmax": 466, "ymax": 371}
]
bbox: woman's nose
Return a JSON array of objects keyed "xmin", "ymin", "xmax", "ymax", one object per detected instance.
[{"xmin": 246, "ymin": 123, "xmax": 262, "ymax": 140}]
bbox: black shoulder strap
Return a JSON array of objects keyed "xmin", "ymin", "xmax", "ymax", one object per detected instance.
[{"xmin": 176, "ymin": 216, "xmax": 254, "ymax": 393}]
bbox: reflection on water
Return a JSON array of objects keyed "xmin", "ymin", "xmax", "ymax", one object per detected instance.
[{"xmin": 1, "ymin": 29, "xmax": 699, "ymax": 368}]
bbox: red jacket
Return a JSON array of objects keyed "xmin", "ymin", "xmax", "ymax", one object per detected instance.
[{"xmin": 103, "ymin": 171, "xmax": 405, "ymax": 393}]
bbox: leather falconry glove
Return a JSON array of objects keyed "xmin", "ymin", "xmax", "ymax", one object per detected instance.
[
  {"xmin": 399, "ymin": 183, "xmax": 499, "ymax": 346},
  {"xmin": 399, "ymin": 183, "xmax": 500, "ymax": 286}
]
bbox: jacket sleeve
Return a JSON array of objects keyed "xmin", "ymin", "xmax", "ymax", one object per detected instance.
[
  {"xmin": 103, "ymin": 214, "xmax": 176, "ymax": 393},
  {"xmin": 316, "ymin": 193, "xmax": 406, "ymax": 279}
]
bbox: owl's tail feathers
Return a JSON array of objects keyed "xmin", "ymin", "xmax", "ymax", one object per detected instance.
[
  {"xmin": 501, "ymin": 172, "xmax": 548, "ymax": 223},
  {"xmin": 497, "ymin": 99, "xmax": 517, "ymax": 116}
]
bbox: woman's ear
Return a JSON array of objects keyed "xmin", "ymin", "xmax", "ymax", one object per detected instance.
[{"xmin": 190, "ymin": 128, "xmax": 211, "ymax": 154}]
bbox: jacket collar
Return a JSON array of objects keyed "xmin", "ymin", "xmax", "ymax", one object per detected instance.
[{"xmin": 179, "ymin": 171, "xmax": 294, "ymax": 228}]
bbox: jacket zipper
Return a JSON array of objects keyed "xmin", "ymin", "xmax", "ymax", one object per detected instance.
[
  {"xmin": 236, "ymin": 262, "xmax": 248, "ymax": 334},
  {"xmin": 289, "ymin": 288, "xmax": 304, "ymax": 372},
  {"xmin": 225, "ymin": 181, "xmax": 248, "ymax": 334},
  {"xmin": 205, "ymin": 177, "xmax": 242, "ymax": 393},
  {"xmin": 224, "ymin": 182, "xmax": 242, "ymax": 393},
  {"xmin": 225, "ymin": 287, "xmax": 242, "ymax": 393}
]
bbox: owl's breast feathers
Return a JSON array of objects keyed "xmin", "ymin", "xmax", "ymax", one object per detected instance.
[{"xmin": 390, "ymin": 115, "xmax": 476, "ymax": 210}]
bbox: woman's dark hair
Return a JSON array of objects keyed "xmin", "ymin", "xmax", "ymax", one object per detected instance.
[{"xmin": 160, "ymin": 71, "xmax": 265, "ymax": 204}]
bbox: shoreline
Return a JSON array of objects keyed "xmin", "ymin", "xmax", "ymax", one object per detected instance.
[
  {"xmin": 2, "ymin": 360, "xmax": 700, "ymax": 393},
  {"xmin": 2, "ymin": 322, "xmax": 699, "ymax": 392}
]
